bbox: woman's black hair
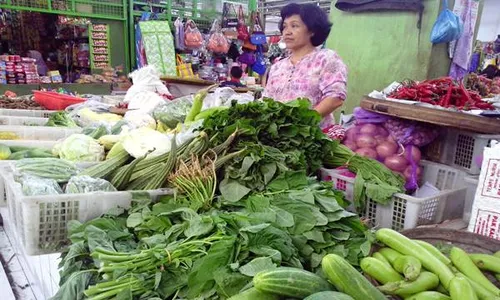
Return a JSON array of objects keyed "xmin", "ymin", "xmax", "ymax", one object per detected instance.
[{"xmin": 279, "ymin": 3, "xmax": 332, "ymax": 47}]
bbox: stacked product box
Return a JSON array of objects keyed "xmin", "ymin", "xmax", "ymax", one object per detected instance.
[{"xmin": 0, "ymin": 55, "xmax": 39, "ymax": 84}]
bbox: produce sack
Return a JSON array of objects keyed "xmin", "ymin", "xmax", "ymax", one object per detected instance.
[
  {"xmin": 467, "ymin": 141, "xmax": 500, "ymax": 240},
  {"xmin": 430, "ymin": 0, "xmax": 463, "ymax": 44},
  {"xmin": 344, "ymin": 108, "xmax": 438, "ymax": 190}
]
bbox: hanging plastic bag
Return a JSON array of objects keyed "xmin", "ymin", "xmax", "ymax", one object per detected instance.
[
  {"xmin": 136, "ymin": 12, "xmax": 158, "ymax": 68},
  {"xmin": 207, "ymin": 20, "xmax": 230, "ymax": 54},
  {"xmin": 252, "ymin": 45, "xmax": 267, "ymax": 75},
  {"xmin": 174, "ymin": 17, "xmax": 185, "ymax": 51},
  {"xmin": 237, "ymin": 5, "xmax": 250, "ymax": 41},
  {"xmin": 185, "ymin": 19, "xmax": 203, "ymax": 50},
  {"xmin": 430, "ymin": 0, "xmax": 463, "ymax": 44},
  {"xmin": 250, "ymin": 12, "xmax": 266, "ymax": 45}
]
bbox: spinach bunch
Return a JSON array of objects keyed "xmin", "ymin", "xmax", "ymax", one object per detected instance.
[{"xmin": 201, "ymin": 98, "xmax": 338, "ymax": 194}]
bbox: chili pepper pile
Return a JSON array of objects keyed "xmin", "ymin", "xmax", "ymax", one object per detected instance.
[{"xmin": 388, "ymin": 77, "xmax": 495, "ymax": 110}]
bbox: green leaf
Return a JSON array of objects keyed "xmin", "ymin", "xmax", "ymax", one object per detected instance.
[
  {"xmin": 239, "ymin": 257, "xmax": 276, "ymax": 277},
  {"xmin": 267, "ymin": 170, "xmax": 308, "ymax": 192},
  {"xmin": 239, "ymin": 156, "xmax": 255, "ymax": 176},
  {"xmin": 220, "ymin": 178, "xmax": 251, "ymax": 203},
  {"xmin": 325, "ymin": 210, "xmax": 357, "ymax": 222},
  {"xmin": 184, "ymin": 216, "xmax": 214, "ymax": 238},
  {"xmin": 330, "ymin": 231, "xmax": 351, "ymax": 241},
  {"xmin": 270, "ymin": 206, "xmax": 294, "ymax": 228},
  {"xmin": 260, "ymin": 163, "xmax": 277, "ymax": 185},
  {"xmin": 288, "ymin": 190, "xmax": 315, "ymax": 204},
  {"xmin": 303, "ymin": 230, "xmax": 326, "ymax": 243},
  {"xmin": 360, "ymin": 240, "xmax": 372, "ymax": 257},
  {"xmin": 126, "ymin": 212, "xmax": 143, "ymax": 228},
  {"xmin": 50, "ymin": 270, "xmax": 94, "ymax": 300},
  {"xmin": 187, "ymin": 236, "xmax": 236, "ymax": 298},
  {"xmin": 213, "ymin": 268, "xmax": 251, "ymax": 298},
  {"xmin": 249, "ymin": 246, "xmax": 282, "ymax": 264},
  {"xmin": 86, "ymin": 225, "xmax": 115, "ymax": 253},
  {"xmin": 240, "ymin": 223, "xmax": 270, "ymax": 233}
]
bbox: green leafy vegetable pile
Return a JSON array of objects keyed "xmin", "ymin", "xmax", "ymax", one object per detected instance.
[
  {"xmin": 46, "ymin": 111, "xmax": 79, "ymax": 127},
  {"xmin": 53, "ymin": 171, "xmax": 372, "ymax": 300},
  {"xmin": 202, "ymin": 98, "xmax": 338, "ymax": 199}
]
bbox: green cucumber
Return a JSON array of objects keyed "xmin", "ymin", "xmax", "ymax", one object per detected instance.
[
  {"xmin": 404, "ymin": 291, "xmax": 451, "ymax": 300},
  {"xmin": 456, "ymin": 273, "xmax": 500, "ymax": 300},
  {"xmin": 304, "ymin": 291, "xmax": 355, "ymax": 300},
  {"xmin": 449, "ymin": 276, "xmax": 478, "ymax": 300},
  {"xmin": 450, "ymin": 247, "xmax": 500, "ymax": 296},
  {"xmin": 376, "ymin": 228, "xmax": 455, "ymax": 289},
  {"xmin": 253, "ymin": 267, "xmax": 333, "ymax": 299},
  {"xmin": 413, "ymin": 240, "xmax": 451, "ymax": 266},
  {"xmin": 321, "ymin": 254, "xmax": 386, "ymax": 300},
  {"xmin": 378, "ymin": 271, "xmax": 439, "ymax": 298},
  {"xmin": 372, "ymin": 252, "xmax": 391, "ymax": 267},
  {"xmin": 469, "ymin": 254, "xmax": 500, "ymax": 273},
  {"xmin": 394, "ymin": 255, "xmax": 422, "ymax": 281},
  {"xmin": 228, "ymin": 288, "xmax": 278, "ymax": 300},
  {"xmin": 379, "ymin": 247, "xmax": 403, "ymax": 265},
  {"xmin": 360, "ymin": 257, "xmax": 403, "ymax": 284}
]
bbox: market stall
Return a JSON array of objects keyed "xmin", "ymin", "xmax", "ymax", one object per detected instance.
[
  {"xmin": 0, "ymin": 0, "xmax": 131, "ymax": 86},
  {"xmin": 0, "ymin": 62, "xmax": 498, "ymax": 299}
]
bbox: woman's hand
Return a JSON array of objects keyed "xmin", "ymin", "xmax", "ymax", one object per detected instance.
[{"xmin": 315, "ymin": 96, "xmax": 343, "ymax": 117}]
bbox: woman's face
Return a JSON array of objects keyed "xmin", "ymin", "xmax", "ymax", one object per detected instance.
[{"xmin": 282, "ymin": 15, "xmax": 313, "ymax": 51}]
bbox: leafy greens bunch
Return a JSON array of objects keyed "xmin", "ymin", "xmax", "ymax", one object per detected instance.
[
  {"xmin": 53, "ymin": 171, "xmax": 372, "ymax": 300},
  {"xmin": 201, "ymin": 98, "xmax": 338, "ymax": 200}
]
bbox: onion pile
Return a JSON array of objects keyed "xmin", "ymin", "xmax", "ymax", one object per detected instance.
[{"xmin": 343, "ymin": 123, "xmax": 423, "ymax": 184}]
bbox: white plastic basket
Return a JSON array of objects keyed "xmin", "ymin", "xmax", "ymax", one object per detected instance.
[
  {"xmin": 463, "ymin": 175, "xmax": 479, "ymax": 224},
  {"xmin": 0, "ymin": 141, "xmax": 59, "ymax": 207},
  {"xmin": 321, "ymin": 160, "xmax": 467, "ymax": 230},
  {"xmin": 2, "ymin": 169, "xmax": 173, "ymax": 255},
  {"xmin": 0, "ymin": 116, "xmax": 49, "ymax": 126},
  {"xmin": 440, "ymin": 130, "xmax": 500, "ymax": 175},
  {"xmin": 0, "ymin": 125, "xmax": 81, "ymax": 141},
  {"xmin": 0, "ymin": 109, "xmax": 56, "ymax": 118}
]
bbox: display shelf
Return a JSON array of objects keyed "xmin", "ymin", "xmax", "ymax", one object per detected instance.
[{"xmin": 360, "ymin": 96, "xmax": 500, "ymax": 134}]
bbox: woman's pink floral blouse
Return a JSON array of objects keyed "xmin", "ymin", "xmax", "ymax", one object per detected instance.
[{"xmin": 263, "ymin": 49, "xmax": 348, "ymax": 128}]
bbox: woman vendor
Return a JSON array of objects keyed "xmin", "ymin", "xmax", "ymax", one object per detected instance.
[{"xmin": 263, "ymin": 3, "xmax": 348, "ymax": 129}]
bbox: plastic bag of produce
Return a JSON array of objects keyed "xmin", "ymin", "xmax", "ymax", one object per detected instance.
[
  {"xmin": 54, "ymin": 134, "xmax": 105, "ymax": 162},
  {"xmin": 19, "ymin": 175, "xmax": 63, "ymax": 196},
  {"xmin": 65, "ymin": 175, "xmax": 117, "ymax": 193},
  {"xmin": 344, "ymin": 108, "xmax": 433, "ymax": 190},
  {"xmin": 14, "ymin": 158, "xmax": 79, "ymax": 183},
  {"xmin": 153, "ymin": 95, "xmax": 193, "ymax": 128}
]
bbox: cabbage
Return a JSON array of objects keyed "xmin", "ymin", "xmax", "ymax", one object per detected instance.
[
  {"xmin": 122, "ymin": 127, "xmax": 172, "ymax": 158},
  {"xmin": 123, "ymin": 111, "xmax": 157, "ymax": 130},
  {"xmin": 56, "ymin": 134, "xmax": 105, "ymax": 162}
]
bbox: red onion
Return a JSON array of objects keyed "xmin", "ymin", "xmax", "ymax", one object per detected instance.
[
  {"xmin": 404, "ymin": 165, "xmax": 423, "ymax": 181},
  {"xmin": 384, "ymin": 155, "xmax": 409, "ymax": 172},
  {"xmin": 356, "ymin": 148, "xmax": 378, "ymax": 159},
  {"xmin": 346, "ymin": 127, "xmax": 360, "ymax": 141},
  {"xmin": 356, "ymin": 135, "xmax": 377, "ymax": 149},
  {"xmin": 344, "ymin": 140, "xmax": 358, "ymax": 151},
  {"xmin": 377, "ymin": 127, "xmax": 389, "ymax": 137},
  {"xmin": 405, "ymin": 145, "xmax": 422, "ymax": 163},
  {"xmin": 360, "ymin": 124, "xmax": 378, "ymax": 135},
  {"xmin": 376, "ymin": 141, "xmax": 398, "ymax": 159}
]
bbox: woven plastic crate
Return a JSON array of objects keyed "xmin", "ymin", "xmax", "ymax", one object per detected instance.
[
  {"xmin": 0, "ymin": 125, "xmax": 81, "ymax": 141},
  {"xmin": 0, "ymin": 108, "xmax": 56, "ymax": 118},
  {"xmin": 463, "ymin": 175, "xmax": 479, "ymax": 224},
  {"xmin": 0, "ymin": 116, "xmax": 49, "ymax": 126},
  {"xmin": 2, "ymin": 169, "xmax": 173, "ymax": 255},
  {"xmin": 440, "ymin": 130, "xmax": 500, "ymax": 175},
  {"xmin": 320, "ymin": 160, "xmax": 467, "ymax": 230}
]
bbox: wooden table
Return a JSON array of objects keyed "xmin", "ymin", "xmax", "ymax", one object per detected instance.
[{"xmin": 360, "ymin": 96, "xmax": 500, "ymax": 134}]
